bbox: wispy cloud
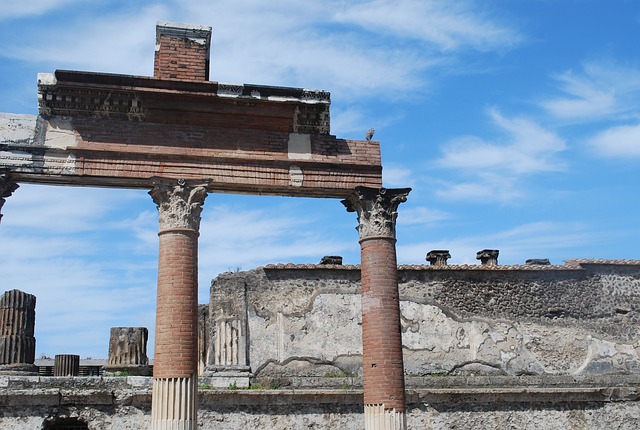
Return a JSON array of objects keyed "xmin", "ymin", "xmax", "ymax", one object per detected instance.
[
  {"xmin": 0, "ymin": 0, "xmax": 519, "ymax": 102},
  {"xmin": 542, "ymin": 60, "xmax": 640, "ymax": 122},
  {"xmin": 434, "ymin": 109, "xmax": 566, "ymax": 202},
  {"xmin": 398, "ymin": 206, "xmax": 450, "ymax": 226},
  {"xmin": 333, "ymin": 0, "xmax": 521, "ymax": 52},
  {"xmin": 588, "ymin": 123, "xmax": 640, "ymax": 158},
  {"xmin": 0, "ymin": 0, "xmax": 84, "ymax": 20}
]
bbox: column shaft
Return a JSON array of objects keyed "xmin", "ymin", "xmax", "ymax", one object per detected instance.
[
  {"xmin": 154, "ymin": 230, "xmax": 199, "ymax": 379},
  {"xmin": 360, "ymin": 237, "xmax": 406, "ymax": 411},
  {"xmin": 342, "ymin": 186, "xmax": 410, "ymax": 430},
  {"xmin": 150, "ymin": 179, "xmax": 208, "ymax": 430}
]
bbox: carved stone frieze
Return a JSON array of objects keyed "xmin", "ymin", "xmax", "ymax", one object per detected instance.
[
  {"xmin": 294, "ymin": 104, "xmax": 330, "ymax": 134},
  {"xmin": 0, "ymin": 172, "xmax": 19, "ymax": 224},
  {"xmin": 341, "ymin": 186, "xmax": 411, "ymax": 240},
  {"xmin": 38, "ymin": 84, "xmax": 145, "ymax": 121},
  {"xmin": 149, "ymin": 178, "xmax": 209, "ymax": 232}
]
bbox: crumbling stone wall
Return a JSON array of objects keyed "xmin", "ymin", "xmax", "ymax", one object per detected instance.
[{"xmin": 204, "ymin": 260, "xmax": 640, "ymax": 384}]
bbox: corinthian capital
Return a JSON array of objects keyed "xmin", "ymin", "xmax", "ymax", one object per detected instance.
[
  {"xmin": 149, "ymin": 178, "xmax": 209, "ymax": 232},
  {"xmin": 341, "ymin": 186, "xmax": 411, "ymax": 240},
  {"xmin": 0, "ymin": 172, "xmax": 19, "ymax": 224}
]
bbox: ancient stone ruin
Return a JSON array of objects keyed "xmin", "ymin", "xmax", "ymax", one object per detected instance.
[
  {"xmin": 0, "ymin": 289, "xmax": 37, "ymax": 374},
  {"xmin": 104, "ymin": 327, "xmax": 151, "ymax": 376},
  {"xmin": 1, "ymin": 20, "xmax": 640, "ymax": 430}
]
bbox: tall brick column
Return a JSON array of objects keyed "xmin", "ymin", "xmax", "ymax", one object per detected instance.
[
  {"xmin": 0, "ymin": 172, "xmax": 19, "ymax": 224},
  {"xmin": 342, "ymin": 186, "xmax": 411, "ymax": 430},
  {"xmin": 149, "ymin": 178, "xmax": 208, "ymax": 430}
]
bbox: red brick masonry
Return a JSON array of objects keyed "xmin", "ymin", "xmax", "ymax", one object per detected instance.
[
  {"xmin": 154, "ymin": 229, "xmax": 199, "ymax": 379},
  {"xmin": 360, "ymin": 236, "xmax": 406, "ymax": 411}
]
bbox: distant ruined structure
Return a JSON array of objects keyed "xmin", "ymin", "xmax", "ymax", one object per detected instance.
[{"xmin": 1, "ymin": 21, "xmax": 639, "ymax": 430}]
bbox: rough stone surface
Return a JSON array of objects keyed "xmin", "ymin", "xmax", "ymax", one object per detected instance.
[
  {"xmin": 104, "ymin": 327, "xmax": 150, "ymax": 376},
  {"xmin": 204, "ymin": 261, "xmax": 640, "ymax": 383},
  {"xmin": 0, "ymin": 376, "xmax": 639, "ymax": 429}
]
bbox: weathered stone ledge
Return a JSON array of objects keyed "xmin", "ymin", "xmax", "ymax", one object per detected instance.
[
  {"xmin": 1, "ymin": 375, "xmax": 639, "ymax": 407},
  {"xmin": 260, "ymin": 258, "xmax": 640, "ymax": 271}
]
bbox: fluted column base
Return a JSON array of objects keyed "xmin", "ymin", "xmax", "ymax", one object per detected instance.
[
  {"xmin": 151, "ymin": 377, "xmax": 197, "ymax": 430},
  {"xmin": 365, "ymin": 404, "xmax": 407, "ymax": 430}
]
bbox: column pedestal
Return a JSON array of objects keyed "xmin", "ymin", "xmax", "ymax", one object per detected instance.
[
  {"xmin": 342, "ymin": 186, "xmax": 410, "ymax": 430},
  {"xmin": 151, "ymin": 377, "xmax": 197, "ymax": 429}
]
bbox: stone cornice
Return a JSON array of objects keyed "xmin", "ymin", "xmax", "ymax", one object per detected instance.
[
  {"xmin": 0, "ymin": 172, "xmax": 19, "ymax": 224},
  {"xmin": 37, "ymin": 70, "xmax": 330, "ymax": 133},
  {"xmin": 341, "ymin": 186, "xmax": 411, "ymax": 240}
]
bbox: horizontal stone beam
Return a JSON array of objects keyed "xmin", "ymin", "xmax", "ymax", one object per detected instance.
[{"xmin": 0, "ymin": 69, "xmax": 382, "ymax": 197}]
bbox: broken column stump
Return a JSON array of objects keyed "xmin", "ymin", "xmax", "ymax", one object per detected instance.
[
  {"xmin": 104, "ymin": 327, "xmax": 151, "ymax": 376},
  {"xmin": 54, "ymin": 354, "xmax": 79, "ymax": 376},
  {"xmin": 0, "ymin": 289, "xmax": 37, "ymax": 374}
]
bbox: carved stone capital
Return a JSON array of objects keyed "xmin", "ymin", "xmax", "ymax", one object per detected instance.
[
  {"xmin": 149, "ymin": 178, "xmax": 209, "ymax": 232},
  {"xmin": 341, "ymin": 186, "xmax": 411, "ymax": 240},
  {"xmin": 0, "ymin": 172, "xmax": 19, "ymax": 224}
]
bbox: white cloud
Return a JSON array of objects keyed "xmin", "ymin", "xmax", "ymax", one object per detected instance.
[
  {"xmin": 332, "ymin": 0, "xmax": 521, "ymax": 52},
  {"xmin": 438, "ymin": 109, "xmax": 566, "ymax": 174},
  {"xmin": 542, "ymin": 60, "xmax": 640, "ymax": 121},
  {"xmin": 398, "ymin": 206, "xmax": 450, "ymax": 226},
  {"xmin": 0, "ymin": 0, "xmax": 518, "ymax": 102},
  {"xmin": 1, "ymin": 4, "xmax": 168, "ymax": 76},
  {"xmin": 588, "ymin": 123, "xmax": 640, "ymax": 158},
  {"xmin": 0, "ymin": 0, "xmax": 83, "ymax": 20},
  {"xmin": 382, "ymin": 164, "xmax": 414, "ymax": 188},
  {"xmin": 434, "ymin": 110, "xmax": 566, "ymax": 203}
]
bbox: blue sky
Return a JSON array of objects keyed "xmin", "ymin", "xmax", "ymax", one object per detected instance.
[{"xmin": 1, "ymin": 1, "xmax": 639, "ymax": 359}]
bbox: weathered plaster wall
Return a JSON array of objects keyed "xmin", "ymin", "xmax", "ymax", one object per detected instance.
[{"xmin": 205, "ymin": 260, "xmax": 640, "ymax": 384}]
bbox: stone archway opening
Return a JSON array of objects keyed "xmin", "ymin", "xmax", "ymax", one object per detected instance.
[{"xmin": 42, "ymin": 417, "xmax": 89, "ymax": 430}]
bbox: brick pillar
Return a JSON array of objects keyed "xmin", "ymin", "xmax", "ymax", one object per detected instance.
[
  {"xmin": 0, "ymin": 289, "xmax": 37, "ymax": 374},
  {"xmin": 154, "ymin": 21, "xmax": 212, "ymax": 81},
  {"xmin": 0, "ymin": 172, "xmax": 19, "ymax": 224},
  {"xmin": 149, "ymin": 178, "xmax": 208, "ymax": 430},
  {"xmin": 342, "ymin": 186, "xmax": 411, "ymax": 430}
]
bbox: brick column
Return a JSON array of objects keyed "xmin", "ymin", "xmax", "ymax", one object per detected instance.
[
  {"xmin": 342, "ymin": 186, "xmax": 411, "ymax": 430},
  {"xmin": 149, "ymin": 178, "xmax": 208, "ymax": 430},
  {"xmin": 0, "ymin": 172, "xmax": 19, "ymax": 224}
]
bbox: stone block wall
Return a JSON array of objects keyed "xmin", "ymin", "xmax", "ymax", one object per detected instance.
[
  {"xmin": 203, "ymin": 259, "xmax": 640, "ymax": 384},
  {"xmin": 1, "ymin": 375, "xmax": 639, "ymax": 429}
]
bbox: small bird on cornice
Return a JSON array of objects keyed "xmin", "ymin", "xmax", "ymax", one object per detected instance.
[{"xmin": 365, "ymin": 128, "xmax": 375, "ymax": 141}]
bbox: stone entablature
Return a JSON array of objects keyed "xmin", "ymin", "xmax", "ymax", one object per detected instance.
[{"xmin": 2, "ymin": 67, "xmax": 379, "ymax": 197}]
